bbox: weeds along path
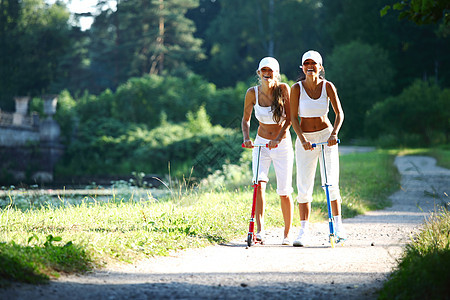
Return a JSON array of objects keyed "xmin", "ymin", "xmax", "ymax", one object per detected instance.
[{"xmin": 2, "ymin": 153, "xmax": 449, "ymax": 300}]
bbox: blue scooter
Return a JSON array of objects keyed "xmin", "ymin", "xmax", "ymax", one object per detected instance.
[{"xmin": 311, "ymin": 139, "xmax": 343, "ymax": 248}]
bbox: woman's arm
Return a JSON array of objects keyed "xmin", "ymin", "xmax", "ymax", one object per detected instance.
[
  {"xmin": 242, "ymin": 87, "xmax": 256, "ymax": 148},
  {"xmin": 326, "ymin": 81, "xmax": 344, "ymax": 146}
]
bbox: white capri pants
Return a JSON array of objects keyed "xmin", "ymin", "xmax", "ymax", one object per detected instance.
[
  {"xmin": 295, "ymin": 127, "xmax": 341, "ymax": 203},
  {"xmin": 252, "ymin": 133, "xmax": 294, "ymax": 196}
]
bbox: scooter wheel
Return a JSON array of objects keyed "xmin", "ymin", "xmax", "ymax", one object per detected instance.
[
  {"xmin": 247, "ymin": 233, "xmax": 254, "ymax": 247},
  {"xmin": 329, "ymin": 236, "xmax": 336, "ymax": 248}
]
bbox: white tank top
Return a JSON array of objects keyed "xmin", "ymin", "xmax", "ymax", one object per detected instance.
[
  {"xmin": 298, "ymin": 80, "xmax": 329, "ymax": 118},
  {"xmin": 254, "ymin": 86, "xmax": 285, "ymax": 124}
]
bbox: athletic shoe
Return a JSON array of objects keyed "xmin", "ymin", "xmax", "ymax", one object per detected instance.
[
  {"xmin": 282, "ymin": 237, "xmax": 291, "ymax": 245},
  {"xmin": 293, "ymin": 228, "xmax": 309, "ymax": 247},
  {"xmin": 335, "ymin": 223, "xmax": 347, "ymax": 241},
  {"xmin": 256, "ymin": 231, "xmax": 264, "ymax": 241}
]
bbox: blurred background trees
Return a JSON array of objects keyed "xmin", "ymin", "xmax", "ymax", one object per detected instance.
[{"xmin": 1, "ymin": 0, "xmax": 449, "ymax": 181}]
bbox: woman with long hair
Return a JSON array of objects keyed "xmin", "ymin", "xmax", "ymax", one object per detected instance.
[{"xmin": 242, "ymin": 57, "xmax": 294, "ymax": 245}]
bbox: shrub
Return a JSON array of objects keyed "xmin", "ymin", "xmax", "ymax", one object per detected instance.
[
  {"xmin": 327, "ymin": 41, "xmax": 394, "ymax": 139},
  {"xmin": 366, "ymin": 80, "xmax": 449, "ymax": 147}
]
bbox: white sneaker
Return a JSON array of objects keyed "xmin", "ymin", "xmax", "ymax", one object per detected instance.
[
  {"xmin": 282, "ymin": 237, "xmax": 291, "ymax": 245},
  {"xmin": 256, "ymin": 231, "xmax": 264, "ymax": 241},
  {"xmin": 293, "ymin": 228, "xmax": 309, "ymax": 247},
  {"xmin": 335, "ymin": 223, "xmax": 347, "ymax": 241}
]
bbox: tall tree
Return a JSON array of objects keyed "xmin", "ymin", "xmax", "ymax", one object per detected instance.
[
  {"xmin": 185, "ymin": 0, "xmax": 221, "ymax": 77},
  {"xmin": 321, "ymin": 0, "xmax": 450, "ymax": 91},
  {"xmin": 86, "ymin": 0, "xmax": 204, "ymax": 93},
  {"xmin": 204, "ymin": 0, "xmax": 325, "ymax": 87},
  {"xmin": 0, "ymin": 0, "xmax": 72, "ymax": 110},
  {"xmin": 0, "ymin": 0, "xmax": 20, "ymax": 110}
]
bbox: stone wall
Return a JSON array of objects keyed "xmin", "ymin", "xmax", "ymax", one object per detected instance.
[
  {"xmin": 0, "ymin": 96, "xmax": 63, "ymax": 185},
  {"xmin": 0, "ymin": 125, "xmax": 39, "ymax": 146}
]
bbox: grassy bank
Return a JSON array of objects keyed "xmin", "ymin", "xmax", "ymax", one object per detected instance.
[
  {"xmin": 378, "ymin": 208, "xmax": 450, "ymax": 300},
  {"xmin": 1, "ymin": 150, "xmax": 399, "ymax": 286},
  {"xmin": 376, "ymin": 146, "xmax": 450, "ymax": 299}
]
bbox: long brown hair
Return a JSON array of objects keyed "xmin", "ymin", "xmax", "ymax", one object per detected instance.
[
  {"xmin": 256, "ymin": 70, "xmax": 284, "ymax": 124},
  {"xmin": 271, "ymin": 84, "xmax": 284, "ymax": 124}
]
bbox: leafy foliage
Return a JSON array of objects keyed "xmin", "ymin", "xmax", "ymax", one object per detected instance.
[
  {"xmin": 381, "ymin": 0, "xmax": 450, "ymax": 25},
  {"xmin": 326, "ymin": 41, "xmax": 394, "ymax": 139},
  {"xmin": 365, "ymin": 80, "xmax": 450, "ymax": 147},
  {"xmin": 0, "ymin": 0, "xmax": 72, "ymax": 110},
  {"xmin": 110, "ymin": 74, "xmax": 215, "ymax": 127},
  {"xmin": 58, "ymin": 105, "xmax": 242, "ymax": 179}
]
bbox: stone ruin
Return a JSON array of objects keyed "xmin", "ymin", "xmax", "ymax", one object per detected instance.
[{"xmin": 0, "ymin": 96, "xmax": 64, "ymax": 184}]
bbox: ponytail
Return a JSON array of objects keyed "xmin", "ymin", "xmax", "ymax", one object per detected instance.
[{"xmin": 271, "ymin": 84, "xmax": 284, "ymax": 124}]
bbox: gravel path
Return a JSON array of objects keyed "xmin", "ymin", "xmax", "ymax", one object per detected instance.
[{"xmin": 2, "ymin": 154, "xmax": 449, "ymax": 300}]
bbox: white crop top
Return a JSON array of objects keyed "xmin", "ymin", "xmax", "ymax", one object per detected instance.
[
  {"xmin": 254, "ymin": 86, "xmax": 285, "ymax": 124},
  {"xmin": 299, "ymin": 80, "xmax": 329, "ymax": 118}
]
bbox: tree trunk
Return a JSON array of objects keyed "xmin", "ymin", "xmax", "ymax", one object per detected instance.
[
  {"xmin": 268, "ymin": 0, "xmax": 274, "ymax": 57},
  {"xmin": 150, "ymin": 0, "xmax": 164, "ymax": 75}
]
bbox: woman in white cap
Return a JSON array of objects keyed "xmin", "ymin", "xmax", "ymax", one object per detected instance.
[
  {"xmin": 242, "ymin": 57, "xmax": 294, "ymax": 245},
  {"xmin": 290, "ymin": 50, "xmax": 346, "ymax": 247}
]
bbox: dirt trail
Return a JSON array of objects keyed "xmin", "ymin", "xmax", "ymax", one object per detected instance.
[{"xmin": 2, "ymin": 154, "xmax": 449, "ymax": 300}]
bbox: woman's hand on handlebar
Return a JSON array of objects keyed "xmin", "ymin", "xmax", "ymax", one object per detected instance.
[
  {"xmin": 242, "ymin": 139, "xmax": 253, "ymax": 148},
  {"xmin": 302, "ymin": 139, "xmax": 313, "ymax": 151},
  {"xmin": 327, "ymin": 134, "xmax": 338, "ymax": 146},
  {"xmin": 267, "ymin": 139, "xmax": 280, "ymax": 149}
]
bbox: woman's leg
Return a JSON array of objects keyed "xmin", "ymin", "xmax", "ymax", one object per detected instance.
[
  {"xmin": 331, "ymin": 200, "xmax": 340, "ymax": 216},
  {"xmin": 270, "ymin": 136, "xmax": 294, "ymax": 240},
  {"xmin": 298, "ymin": 202, "xmax": 311, "ymax": 221},
  {"xmin": 318, "ymin": 140, "xmax": 341, "ymax": 214},
  {"xmin": 280, "ymin": 195, "xmax": 293, "ymax": 238},
  {"xmin": 251, "ymin": 136, "xmax": 272, "ymax": 237},
  {"xmin": 256, "ymin": 181, "xmax": 266, "ymax": 234},
  {"xmin": 295, "ymin": 138, "xmax": 320, "ymax": 205},
  {"xmin": 294, "ymin": 136, "xmax": 320, "ymax": 246}
]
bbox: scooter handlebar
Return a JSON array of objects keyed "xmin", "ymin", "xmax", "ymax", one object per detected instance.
[
  {"xmin": 241, "ymin": 143, "xmax": 277, "ymax": 148},
  {"xmin": 311, "ymin": 139, "xmax": 340, "ymax": 148}
]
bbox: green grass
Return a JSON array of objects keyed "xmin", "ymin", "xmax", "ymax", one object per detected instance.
[
  {"xmin": 0, "ymin": 235, "xmax": 92, "ymax": 287},
  {"xmin": 378, "ymin": 208, "xmax": 450, "ymax": 300},
  {"xmin": 0, "ymin": 150, "xmax": 406, "ymax": 286}
]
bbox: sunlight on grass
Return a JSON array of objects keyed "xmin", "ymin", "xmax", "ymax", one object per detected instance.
[{"xmin": 0, "ymin": 150, "xmax": 403, "ymax": 282}]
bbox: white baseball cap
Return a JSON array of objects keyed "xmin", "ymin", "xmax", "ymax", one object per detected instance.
[
  {"xmin": 258, "ymin": 57, "xmax": 280, "ymax": 73},
  {"xmin": 302, "ymin": 50, "xmax": 323, "ymax": 65}
]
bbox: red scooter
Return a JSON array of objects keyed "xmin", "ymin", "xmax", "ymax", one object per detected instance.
[{"xmin": 242, "ymin": 142, "xmax": 274, "ymax": 247}]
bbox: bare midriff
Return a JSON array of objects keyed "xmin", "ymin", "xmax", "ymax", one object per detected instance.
[
  {"xmin": 300, "ymin": 116, "xmax": 331, "ymax": 133},
  {"xmin": 258, "ymin": 123, "xmax": 287, "ymax": 140}
]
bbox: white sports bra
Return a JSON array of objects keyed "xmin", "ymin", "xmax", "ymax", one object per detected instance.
[
  {"xmin": 298, "ymin": 80, "xmax": 329, "ymax": 118},
  {"xmin": 254, "ymin": 86, "xmax": 285, "ymax": 124}
]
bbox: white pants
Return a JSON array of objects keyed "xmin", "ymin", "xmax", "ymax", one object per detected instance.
[
  {"xmin": 252, "ymin": 133, "xmax": 294, "ymax": 196},
  {"xmin": 295, "ymin": 127, "xmax": 341, "ymax": 203}
]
